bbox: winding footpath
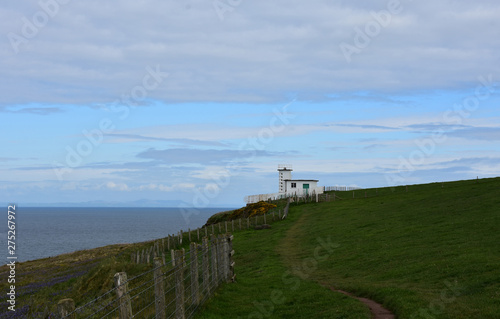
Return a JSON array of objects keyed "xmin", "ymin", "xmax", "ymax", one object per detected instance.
[{"xmin": 280, "ymin": 209, "xmax": 396, "ymax": 319}]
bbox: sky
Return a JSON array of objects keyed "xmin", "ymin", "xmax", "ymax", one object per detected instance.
[{"xmin": 1, "ymin": 0, "xmax": 499, "ymax": 207}]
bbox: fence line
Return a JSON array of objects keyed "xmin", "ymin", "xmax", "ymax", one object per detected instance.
[
  {"xmin": 245, "ymin": 188, "xmax": 325, "ymax": 204},
  {"xmin": 245, "ymin": 185, "xmax": 365, "ymax": 204},
  {"xmin": 52, "ymin": 198, "xmax": 292, "ymax": 318},
  {"xmin": 59, "ymin": 234, "xmax": 235, "ymax": 319},
  {"xmin": 324, "ymin": 186, "xmax": 361, "ymax": 192}
]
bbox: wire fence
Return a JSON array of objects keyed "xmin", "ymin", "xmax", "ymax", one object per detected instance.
[
  {"xmin": 245, "ymin": 187, "xmax": 325, "ymax": 204},
  {"xmin": 324, "ymin": 186, "xmax": 361, "ymax": 192},
  {"xmin": 19, "ymin": 199, "xmax": 290, "ymax": 318},
  {"xmin": 245, "ymin": 185, "xmax": 364, "ymax": 204},
  {"xmin": 58, "ymin": 234, "xmax": 235, "ymax": 319}
]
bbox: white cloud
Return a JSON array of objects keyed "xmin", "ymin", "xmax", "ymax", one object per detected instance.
[
  {"xmin": 2, "ymin": 0, "xmax": 499, "ymax": 105},
  {"xmin": 138, "ymin": 183, "xmax": 196, "ymax": 192},
  {"xmin": 106, "ymin": 181, "xmax": 129, "ymax": 191}
]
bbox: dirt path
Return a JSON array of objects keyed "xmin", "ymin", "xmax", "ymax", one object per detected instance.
[
  {"xmin": 327, "ymin": 287, "xmax": 395, "ymax": 319},
  {"xmin": 279, "ymin": 208, "xmax": 396, "ymax": 319}
]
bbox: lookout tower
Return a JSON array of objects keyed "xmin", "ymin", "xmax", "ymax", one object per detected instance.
[{"xmin": 278, "ymin": 164, "xmax": 293, "ymax": 193}]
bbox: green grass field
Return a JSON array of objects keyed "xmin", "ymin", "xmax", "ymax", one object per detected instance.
[{"xmin": 196, "ymin": 177, "xmax": 500, "ymax": 318}]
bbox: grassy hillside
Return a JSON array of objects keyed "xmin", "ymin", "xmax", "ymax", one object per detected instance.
[
  {"xmin": 194, "ymin": 208, "xmax": 371, "ymax": 318},
  {"xmin": 196, "ymin": 177, "xmax": 500, "ymax": 318}
]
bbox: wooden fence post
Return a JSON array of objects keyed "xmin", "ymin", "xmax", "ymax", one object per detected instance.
[
  {"xmin": 171, "ymin": 249, "xmax": 176, "ymax": 267},
  {"xmin": 114, "ymin": 272, "xmax": 133, "ymax": 319},
  {"xmin": 217, "ymin": 234, "xmax": 225, "ymax": 281},
  {"xmin": 174, "ymin": 250, "xmax": 185, "ymax": 319},
  {"xmin": 227, "ymin": 235, "xmax": 235, "ymax": 282},
  {"xmin": 202, "ymin": 237, "xmax": 210, "ymax": 296},
  {"xmin": 190, "ymin": 242, "xmax": 200, "ymax": 307},
  {"xmin": 218, "ymin": 223, "xmax": 222, "ymax": 234},
  {"xmin": 154, "ymin": 258, "xmax": 166, "ymax": 319},
  {"xmin": 225, "ymin": 221, "xmax": 228, "ymax": 233},
  {"xmin": 197, "ymin": 228, "xmax": 200, "ymax": 241},
  {"xmin": 283, "ymin": 198, "xmax": 290, "ymax": 219},
  {"xmin": 222, "ymin": 235, "xmax": 229, "ymax": 281},
  {"xmin": 246, "ymin": 217, "xmax": 250, "ymax": 229},
  {"xmin": 239, "ymin": 218, "xmax": 242, "ymax": 230},
  {"xmin": 188, "ymin": 228, "xmax": 192, "ymax": 243},
  {"xmin": 231, "ymin": 219, "xmax": 234, "ymax": 232},
  {"xmin": 210, "ymin": 235, "xmax": 218, "ymax": 287},
  {"xmin": 57, "ymin": 299, "xmax": 75, "ymax": 319}
]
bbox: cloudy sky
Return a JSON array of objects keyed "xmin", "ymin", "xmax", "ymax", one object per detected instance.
[{"xmin": 1, "ymin": 0, "xmax": 499, "ymax": 207}]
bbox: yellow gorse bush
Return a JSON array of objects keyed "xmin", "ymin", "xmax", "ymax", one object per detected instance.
[{"xmin": 229, "ymin": 201, "xmax": 277, "ymax": 220}]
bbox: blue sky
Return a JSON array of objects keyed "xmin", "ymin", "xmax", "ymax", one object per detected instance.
[{"xmin": 1, "ymin": 0, "xmax": 499, "ymax": 207}]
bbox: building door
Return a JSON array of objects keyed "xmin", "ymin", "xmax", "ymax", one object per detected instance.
[{"xmin": 303, "ymin": 184, "xmax": 309, "ymax": 195}]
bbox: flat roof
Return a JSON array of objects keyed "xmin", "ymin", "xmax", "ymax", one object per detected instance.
[{"xmin": 284, "ymin": 179, "xmax": 319, "ymax": 182}]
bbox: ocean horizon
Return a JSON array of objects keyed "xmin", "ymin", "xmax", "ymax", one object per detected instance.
[{"xmin": 2, "ymin": 207, "xmax": 233, "ymax": 263}]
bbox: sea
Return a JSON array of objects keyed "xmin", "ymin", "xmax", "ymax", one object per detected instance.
[{"xmin": 2, "ymin": 207, "xmax": 230, "ymax": 263}]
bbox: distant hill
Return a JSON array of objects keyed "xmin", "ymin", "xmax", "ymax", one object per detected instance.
[{"xmin": 7, "ymin": 199, "xmax": 187, "ymax": 207}]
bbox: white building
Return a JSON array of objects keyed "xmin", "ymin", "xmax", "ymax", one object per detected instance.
[
  {"xmin": 278, "ymin": 164, "xmax": 321, "ymax": 196},
  {"xmin": 245, "ymin": 164, "xmax": 324, "ymax": 203}
]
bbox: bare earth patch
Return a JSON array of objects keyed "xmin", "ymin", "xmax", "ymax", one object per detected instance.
[{"xmin": 328, "ymin": 286, "xmax": 395, "ymax": 319}]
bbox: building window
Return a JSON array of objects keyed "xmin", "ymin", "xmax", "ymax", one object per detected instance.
[{"xmin": 291, "ymin": 183, "xmax": 297, "ymax": 188}]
